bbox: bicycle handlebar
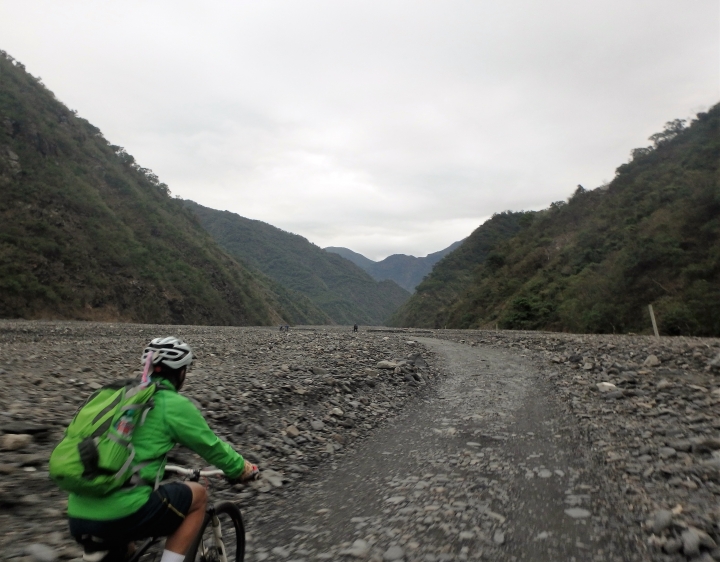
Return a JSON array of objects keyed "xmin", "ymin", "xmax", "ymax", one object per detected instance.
[{"xmin": 164, "ymin": 464, "xmax": 225, "ymax": 477}]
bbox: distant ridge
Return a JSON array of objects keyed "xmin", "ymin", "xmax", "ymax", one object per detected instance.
[
  {"xmin": 324, "ymin": 246, "xmax": 376, "ymax": 271},
  {"xmin": 185, "ymin": 201, "xmax": 411, "ymax": 325},
  {"xmin": 0, "ymin": 50, "xmax": 306, "ymax": 325},
  {"xmin": 325, "ymin": 239, "xmax": 464, "ymax": 292}
]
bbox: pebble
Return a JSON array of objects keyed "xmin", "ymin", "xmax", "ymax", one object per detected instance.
[
  {"xmin": 564, "ymin": 508, "xmax": 591, "ymax": 519},
  {"xmin": 596, "ymin": 382, "xmax": 617, "ymax": 392},
  {"xmin": 1, "ymin": 433, "xmax": 33, "ymax": 450}
]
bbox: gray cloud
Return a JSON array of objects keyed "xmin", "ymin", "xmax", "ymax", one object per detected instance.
[{"xmin": 1, "ymin": 0, "xmax": 717, "ymax": 260}]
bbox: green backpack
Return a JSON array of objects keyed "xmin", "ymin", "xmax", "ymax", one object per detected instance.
[{"xmin": 49, "ymin": 379, "xmax": 158, "ymax": 497}]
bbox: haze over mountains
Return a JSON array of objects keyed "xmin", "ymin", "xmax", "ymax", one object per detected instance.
[{"xmin": 325, "ymin": 241, "xmax": 464, "ymax": 292}]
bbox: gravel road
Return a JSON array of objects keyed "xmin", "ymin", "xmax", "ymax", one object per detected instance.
[{"xmin": 245, "ymin": 337, "xmax": 640, "ymax": 562}]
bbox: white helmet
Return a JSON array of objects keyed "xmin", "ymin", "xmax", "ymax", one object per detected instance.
[{"xmin": 141, "ymin": 337, "xmax": 193, "ymax": 370}]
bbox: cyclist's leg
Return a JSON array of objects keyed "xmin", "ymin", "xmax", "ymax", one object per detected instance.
[
  {"xmin": 164, "ymin": 482, "xmax": 207, "ymax": 555},
  {"xmin": 70, "ymin": 482, "xmax": 195, "ymax": 559}
]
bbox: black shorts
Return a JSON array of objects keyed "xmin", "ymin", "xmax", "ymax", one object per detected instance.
[{"xmin": 69, "ymin": 483, "xmax": 193, "ymax": 552}]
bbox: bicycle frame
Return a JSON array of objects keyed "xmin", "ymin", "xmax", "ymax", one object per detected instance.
[{"xmin": 197, "ymin": 504, "xmax": 229, "ymax": 562}]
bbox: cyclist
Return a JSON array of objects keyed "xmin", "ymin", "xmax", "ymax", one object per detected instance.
[{"xmin": 67, "ymin": 337, "xmax": 258, "ymax": 562}]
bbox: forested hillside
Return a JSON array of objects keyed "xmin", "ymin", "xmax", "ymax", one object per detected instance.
[
  {"xmin": 387, "ymin": 212, "xmax": 532, "ymax": 327},
  {"xmin": 392, "ymin": 105, "xmax": 720, "ymax": 336},
  {"xmin": 326, "ymin": 240, "xmax": 464, "ymax": 292},
  {"xmin": 0, "ymin": 50, "xmax": 318, "ymax": 325},
  {"xmin": 185, "ymin": 201, "xmax": 411, "ymax": 325}
]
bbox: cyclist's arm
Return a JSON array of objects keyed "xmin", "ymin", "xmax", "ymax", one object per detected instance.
[{"xmin": 163, "ymin": 393, "xmax": 245, "ymax": 479}]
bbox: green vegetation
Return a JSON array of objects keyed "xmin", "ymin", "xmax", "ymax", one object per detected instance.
[
  {"xmin": 387, "ymin": 212, "xmax": 531, "ymax": 327},
  {"xmin": 0, "ymin": 50, "xmax": 315, "ymax": 325},
  {"xmin": 391, "ymin": 105, "xmax": 720, "ymax": 336},
  {"xmin": 184, "ymin": 201, "xmax": 411, "ymax": 325}
]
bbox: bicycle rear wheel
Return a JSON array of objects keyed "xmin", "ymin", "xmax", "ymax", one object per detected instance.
[
  {"xmin": 184, "ymin": 501, "xmax": 245, "ymax": 562},
  {"xmin": 130, "ymin": 538, "xmax": 165, "ymax": 562}
]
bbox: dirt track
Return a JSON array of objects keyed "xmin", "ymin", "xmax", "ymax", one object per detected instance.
[{"xmin": 245, "ymin": 337, "xmax": 641, "ymax": 561}]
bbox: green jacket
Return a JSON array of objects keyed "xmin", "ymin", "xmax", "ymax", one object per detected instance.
[{"xmin": 67, "ymin": 379, "xmax": 245, "ymax": 520}]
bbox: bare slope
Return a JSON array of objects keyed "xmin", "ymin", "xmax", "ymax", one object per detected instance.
[{"xmin": 0, "ymin": 50, "xmax": 313, "ymax": 325}]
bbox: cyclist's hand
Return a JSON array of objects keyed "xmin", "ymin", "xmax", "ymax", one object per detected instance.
[
  {"xmin": 228, "ymin": 462, "xmax": 260, "ymax": 485},
  {"xmin": 240, "ymin": 462, "xmax": 260, "ymax": 482}
]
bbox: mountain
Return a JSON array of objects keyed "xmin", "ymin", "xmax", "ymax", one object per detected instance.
[
  {"xmin": 391, "ymin": 105, "xmax": 720, "ymax": 336},
  {"xmin": 323, "ymin": 246, "xmax": 376, "ymax": 271},
  {"xmin": 184, "ymin": 201, "xmax": 411, "ymax": 325},
  {"xmin": 387, "ymin": 213, "xmax": 531, "ymax": 327},
  {"xmin": 0, "ymin": 50, "xmax": 323, "ymax": 325},
  {"xmin": 325, "ymin": 239, "xmax": 464, "ymax": 291}
]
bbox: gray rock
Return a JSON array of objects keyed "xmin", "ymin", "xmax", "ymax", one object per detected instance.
[
  {"xmin": 271, "ymin": 546, "xmax": 291, "ymax": 558},
  {"xmin": 376, "ymin": 361, "xmax": 398, "ymax": 369},
  {"xmin": 383, "ymin": 546, "xmax": 405, "ymax": 561},
  {"xmin": 651, "ymin": 510, "xmax": 673, "ymax": 534},
  {"xmin": 1, "ymin": 433, "xmax": 33, "ymax": 450},
  {"xmin": 596, "ymin": 382, "xmax": 617, "ymax": 392},
  {"xmin": 658, "ymin": 447, "xmax": 676, "ymax": 460},
  {"xmin": 310, "ymin": 420, "xmax": 325, "ymax": 431},
  {"xmin": 708, "ymin": 352, "xmax": 720, "ymax": 369},
  {"xmin": 25, "ymin": 544, "xmax": 58, "ymax": 562},
  {"xmin": 663, "ymin": 538, "xmax": 682, "ymax": 554},
  {"xmin": 564, "ymin": 508, "xmax": 591, "ymax": 519},
  {"xmin": 493, "ymin": 530, "xmax": 505, "ymax": 545},
  {"xmin": 339, "ymin": 540, "xmax": 369, "ymax": 557},
  {"xmin": 682, "ymin": 528, "xmax": 701, "ymax": 557},
  {"xmin": 643, "ymin": 354, "xmax": 661, "ymax": 367}
]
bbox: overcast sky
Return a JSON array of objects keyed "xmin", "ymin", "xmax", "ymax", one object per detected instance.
[{"xmin": 1, "ymin": 1, "xmax": 718, "ymax": 260}]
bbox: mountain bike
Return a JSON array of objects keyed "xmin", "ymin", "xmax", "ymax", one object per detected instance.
[{"xmin": 128, "ymin": 464, "xmax": 246, "ymax": 562}]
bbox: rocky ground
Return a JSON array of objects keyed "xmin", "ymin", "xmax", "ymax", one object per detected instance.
[
  {"xmin": 429, "ymin": 329, "xmax": 720, "ymax": 561},
  {"xmin": 0, "ymin": 321, "xmax": 441, "ymax": 562},
  {"xmin": 0, "ymin": 321, "xmax": 718, "ymax": 562}
]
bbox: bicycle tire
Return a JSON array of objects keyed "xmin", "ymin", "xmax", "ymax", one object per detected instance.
[{"xmin": 184, "ymin": 501, "xmax": 245, "ymax": 562}]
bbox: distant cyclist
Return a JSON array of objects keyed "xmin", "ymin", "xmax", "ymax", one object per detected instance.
[{"xmin": 67, "ymin": 337, "xmax": 258, "ymax": 562}]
